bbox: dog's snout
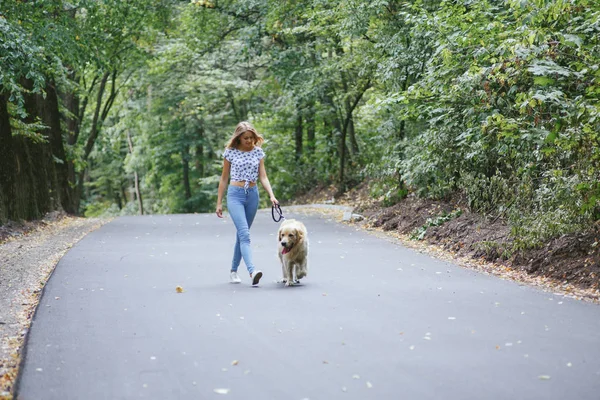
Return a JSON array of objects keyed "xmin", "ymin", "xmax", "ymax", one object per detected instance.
[{"xmin": 281, "ymin": 241, "xmax": 287, "ymax": 247}]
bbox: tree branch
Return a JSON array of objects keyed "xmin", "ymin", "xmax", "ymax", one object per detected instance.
[{"xmin": 83, "ymin": 71, "xmax": 109, "ymax": 160}]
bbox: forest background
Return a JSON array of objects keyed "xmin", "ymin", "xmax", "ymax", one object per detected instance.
[{"xmin": 1, "ymin": 0, "xmax": 599, "ymax": 264}]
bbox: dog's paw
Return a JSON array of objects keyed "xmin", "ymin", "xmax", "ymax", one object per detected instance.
[{"xmin": 284, "ymin": 280, "xmax": 294, "ymax": 287}]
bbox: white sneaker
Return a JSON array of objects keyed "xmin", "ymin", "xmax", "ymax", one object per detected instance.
[
  {"xmin": 251, "ymin": 270, "xmax": 263, "ymax": 286},
  {"xmin": 230, "ymin": 271, "xmax": 241, "ymax": 284}
]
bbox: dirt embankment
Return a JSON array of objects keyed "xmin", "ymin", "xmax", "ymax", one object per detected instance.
[{"xmin": 293, "ymin": 183, "xmax": 600, "ymax": 300}]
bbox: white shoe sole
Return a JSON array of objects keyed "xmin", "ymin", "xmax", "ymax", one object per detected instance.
[{"xmin": 252, "ymin": 271, "xmax": 263, "ymax": 285}]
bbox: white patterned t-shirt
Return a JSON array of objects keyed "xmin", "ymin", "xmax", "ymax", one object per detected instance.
[{"xmin": 223, "ymin": 147, "xmax": 265, "ymax": 187}]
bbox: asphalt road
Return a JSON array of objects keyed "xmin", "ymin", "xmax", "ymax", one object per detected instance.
[{"xmin": 16, "ymin": 210, "xmax": 600, "ymax": 400}]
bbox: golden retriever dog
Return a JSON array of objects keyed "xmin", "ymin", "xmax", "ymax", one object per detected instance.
[{"xmin": 277, "ymin": 219, "xmax": 309, "ymax": 286}]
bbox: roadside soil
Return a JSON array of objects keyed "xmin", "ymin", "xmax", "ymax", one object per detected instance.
[{"xmin": 0, "ymin": 213, "xmax": 109, "ymax": 399}]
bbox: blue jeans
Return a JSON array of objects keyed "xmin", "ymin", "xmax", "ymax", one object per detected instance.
[{"xmin": 227, "ymin": 185, "xmax": 259, "ymax": 274}]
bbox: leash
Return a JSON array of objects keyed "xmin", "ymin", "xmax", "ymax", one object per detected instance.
[{"xmin": 271, "ymin": 204, "xmax": 285, "ymax": 222}]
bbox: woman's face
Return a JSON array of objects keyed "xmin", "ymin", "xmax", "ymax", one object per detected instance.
[{"xmin": 239, "ymin": 131, "xmax": 255, "ymax": 150}]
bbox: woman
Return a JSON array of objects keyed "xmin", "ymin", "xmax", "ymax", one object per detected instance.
[{"xmin": 216, "ymin": 121, "xmax": 278, "ymax": 285}]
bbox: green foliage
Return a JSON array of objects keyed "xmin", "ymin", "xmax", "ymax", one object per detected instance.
[
  {"xmin": 410, "ymin": 209, "xmax": 463, "ymax": 241},
  {"xmin": 387, "ymin": 0, "xmax": 600, "ymax": 245},
  {"xmin": 0, "ymin": 17, "xmax": 46, "ymax": 112},
  {"xmin": 6, "ymin": 0, "xmax": 595, "ymax": 248},
  {"xmin": 459, "ymin": 172, "xmax": 513, "ymax": 217}
]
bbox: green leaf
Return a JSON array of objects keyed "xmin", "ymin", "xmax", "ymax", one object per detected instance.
[{"xmin": 533, "ymin": 76, "xmax": 555, "ymax": 86}]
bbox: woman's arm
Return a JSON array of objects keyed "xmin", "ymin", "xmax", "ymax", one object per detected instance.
[
  {"xmin": 216, "ymin": 159, "xmax": 231, "ymax": 218},
  {"xmin": 258, "ymin": 159, "xmax": 278, "ymax": 206}
]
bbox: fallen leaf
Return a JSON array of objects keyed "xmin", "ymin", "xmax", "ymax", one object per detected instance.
[
  {"xmin": 214, "ymin": 388, "xmax": 230, "ymax": 394},
  {"xmin": 176, "ymin": 286, "xmax": 184, "ymax": 293},
  {"xmin": 538, "ymin": 375, "xmax": 551, "ymax": 380},
  {"xmin": 231, "ymin": 360, "xmax": 239, "ymax": 366},
  {"xmin": 366, "ymin": 381, "xmax": 373, "ymax": 388},
  {"xmin": 352, "ymin": 374, "xmax": 360, "ymax": 379}
]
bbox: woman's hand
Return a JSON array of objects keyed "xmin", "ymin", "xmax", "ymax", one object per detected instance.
[
  {"xmin": 270, "ymin": 196, "xmax": 278, "ymax": 206},
  {"xmin": 216, "ymin": 204, "xmax": 223, "ymax": 218}
]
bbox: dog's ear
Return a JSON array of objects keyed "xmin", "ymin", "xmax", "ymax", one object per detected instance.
[
  {"xmin": 296, "ymin": 228, "xmax": 304, "ymax": 241},
  {"xmin": 278, "ymin": 229, "xmax": 283, "ymax": 241}
]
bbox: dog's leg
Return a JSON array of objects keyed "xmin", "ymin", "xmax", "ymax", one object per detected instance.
[
  {"xmin": 284, "ymin": 261, "xmax": 294, "ymax": 286},
  {"xmin": 296, "ymin": 258, "xmax": 307, "ymax": 280},
  {"xmin": 291, "ymin": 263, "xmax": 302, "ymax": 284},
  {"xmin": 280, "ymin": 255, "xmax": 287, "ymax": 284}
]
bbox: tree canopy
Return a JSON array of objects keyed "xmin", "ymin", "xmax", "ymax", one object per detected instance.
[{"xmin": 1, "ymin": 0, "xmax": 599, "ymax": 248}]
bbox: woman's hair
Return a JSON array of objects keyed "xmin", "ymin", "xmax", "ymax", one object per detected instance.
[{"xmin": 225, "ymin": 121, "xmax": 264, "ymax": 149}]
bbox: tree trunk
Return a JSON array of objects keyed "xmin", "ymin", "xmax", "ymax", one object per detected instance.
[
  {"xmin": 342, "ymin": 76, "xmax": 360, "ymax": 156},
  {"xmin": 115, "ymin": 191, "xmax": 123, "ymax": 210},
  {"xmin": 0, "ymin": 93, "xmax": 15, "ymax": 222},
  {"xmin": 337, "ymin": 79, "xmax": 371, "ymax": 195},
  {"xmin": 13, "ymin": 136, "xmax": 48, "ymax": 220},
  {"xmin": 63, "ymin": 72, "xmax": 81, "ymax": 142},
  {"xmin": 306, "ymin": 101, "xmax": 316, "ymax": 154},
  {"xmin": 63, "ymin": 71, "xmax": 82, "ymax": 213},
  {"xmin": 20, "ymin": 81, "xmax": 52, "ymax": 219},
  {"xmin": 322, "ymin": 91, "xmax": 341, "ymax": 164},
  {"xmin": 338, "ymin": 122, "xmax": 348, "ymax": 196},
  {"xmin": 294, "ymin": 111, "xmax": 303, "ymax": 160},
  {"xmin": 228, "ymin": 91, "xmax": 248, "ymax": 121},
  {"xmin": 196, "ymin": 123, "xmax": 205, "ymax": 177},
  {"xmin": 182, "ymin": 145, "xmax": 191, "ymax": 201},
  {"xmin": 74, "ymin": 70, "xmax": 119, "ymax": 213},
  {"xmin": 40, "ymin": 80, "xmax": 74, "ymax": 213},
  {"xmin": 348, "ymin": 114, "xmax": 358, "ymax": 155},
  {"xmin": 126, "ymin": 131, "xmax": 143, "ymax": 215},
  {"xmin": 83, "ymin": 71, "xmax": 109, "ymax": 160},
  {"xmin": 65, "ymin": 72, "xmax": 99, "ymax": 214}
]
